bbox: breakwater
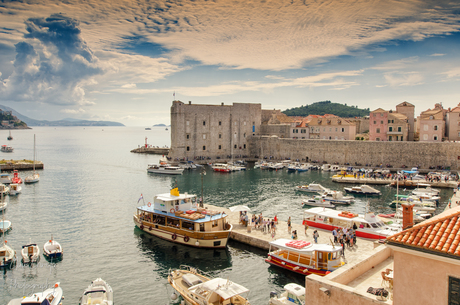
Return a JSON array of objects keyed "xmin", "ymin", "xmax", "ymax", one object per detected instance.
[
  {"xmin": 130, "ymin": 147, "xmax": 170, "ymax": 154},
  {"xmin": 0, "ymin": 161, "xmax": 43, "ymax": 171},
  {"xmin": 248, "ymin": 136, "xmax": 460, "ymax": 171}
]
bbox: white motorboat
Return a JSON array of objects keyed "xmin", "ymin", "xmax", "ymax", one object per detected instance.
[
  {"xmin": 295, "ymin": 183, "xmax": 329, "ymax": 193},
  {"xmin": 0, "ymin": 240, "xmax": 16, "ymax": 267},
  {"xmin": 344, "ymin": 185, "xmax": 381, "ymax": 196},
  {"xmin": 269, "ymin": 283, "xmax": 305, "ymax": 305},
  {"xmin": 0, "ymin": 219, "xmax": 12, "ymax": 233},
  {"xmin": 302, "ymin": 196, "xmax": 335, "ymax": 208},
  {"xmin": 321, "ymin": 190, "xmax": 355, "ymax": 205},
  {"xmin": 24, "ymin": 134, "xmax": 40, "ymax": 184},
  {"xmin": 168, "ymin": 265, "xmax": 251, "ymax": 305},
  {"xmin": 80, "ymin": 278, "xmax": 113, "ymax": 305},
  {"xmin": 321, "ymin": 164, "xmax": 331, "ymax": 171},
  {"xmin": 21, "ymin": 241, "xmax": 40, "ymax": 263},
  {"xmin": 43, "ymin": 235, "xmax": 63, "ymax": 259},
  {"xmin": 7, "ymin": 282, "xmax": 63, "ymax": 305},
  {"xmin": 147, "ymin": 164, "xmax": 184, "ymax": 175},
  {"xmin": 0, "ymin": 173, "xmax": 11, "ymax": 184},
  {"xmin": 1, "ymin": 145, "xmax": 13, "ymax": 152},
  {"xmin": 268, "ymin": 163, "xmax": 284, "ymax": 170},
  {"xmin": 412, "ymin": 184, "xmax": 440, "ymax": 196},
  {"xmin": 0, "ymin": 183, "xmax": 9, "ymax": 196},
  {"xmin": 8, "ymin": 183, "xmax": 21, "ymax": 196}
]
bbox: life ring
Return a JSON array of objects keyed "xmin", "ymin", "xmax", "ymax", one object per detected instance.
[
  {"xmin": 170, "ymin": 208, "xmax": 175, "ymax": 214},
  {"xmin": 140, "ymin": 225, "xmax": 144, "ymax": 230},
  {"xmin": 184, "ymin": 236, "xmax": 190, "ymax": 242},
  {"xmin": 148, "ymin": 202, "xmax": 151, "ymax": 207},
  {"xmin": 172, "ymin": 233, "xmax": 177, "ymax": 240}
]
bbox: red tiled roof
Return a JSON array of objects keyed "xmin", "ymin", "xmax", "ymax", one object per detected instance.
[{"xmin": 387, "ymin": 206, "xmax": 460, "ymax": 257}]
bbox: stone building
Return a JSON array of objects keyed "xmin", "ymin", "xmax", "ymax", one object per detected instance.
[
  {"xmin": 170, "ymin": 101, "xmax": 262, "ymax": 160},
  {"xmin": 417, "ymin": 103, "xmax": 446, "ymax": 142},
  {"xmin": 446, "ymin": 103, "xmax": 460, "ymax": 141},
  {"xmin": 307, "ymin": 116, "xmax": 356, "ymax": 140},
  {"xmin": 395, "ymin": 101, "xmax": 415, "ymax": 141},
  {"xmin": 369, "ymin": 108, "xmax": 410, "ymax": 141}
]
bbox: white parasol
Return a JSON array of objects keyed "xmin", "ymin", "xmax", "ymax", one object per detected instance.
[{"xmin": 229, "ymin": 205, "xmax": 251, "ymax": 212}]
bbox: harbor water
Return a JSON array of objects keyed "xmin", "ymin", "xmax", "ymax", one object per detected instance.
[{"xmin": 0, "ymin": 127, "xmax": 453, "ymax": 305}]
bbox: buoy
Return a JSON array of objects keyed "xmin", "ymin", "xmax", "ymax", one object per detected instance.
[
  {"xmin": 171, "ymin": 292, "xmax": 178, "ymax": 300},
  {"xmin": 195, "ymin": 241, "xmax": 200, "ymax": 246}
]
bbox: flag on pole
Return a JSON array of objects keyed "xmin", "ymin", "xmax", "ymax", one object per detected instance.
[{"xmin": 138, "ymin": 194, "xmax": 143, "ymax": 203}]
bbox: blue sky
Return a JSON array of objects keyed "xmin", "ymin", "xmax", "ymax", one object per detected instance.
[{"xmin": 1, "ymin": 0, "xmax": 460, "ymax": 126}]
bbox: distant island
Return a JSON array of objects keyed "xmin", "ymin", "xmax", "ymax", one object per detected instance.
[
  {"xmin": 0, "ymin": 104, "xmax": 124, "ymax": 127},
  {"xmin": 283, "ymin": 100, "xmax": 370, "ymax": 117}
]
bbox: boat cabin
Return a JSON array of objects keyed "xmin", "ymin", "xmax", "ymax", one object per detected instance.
[{"xmin": 188, "ymin": 278, "xmax": 250, "ymax": 305}]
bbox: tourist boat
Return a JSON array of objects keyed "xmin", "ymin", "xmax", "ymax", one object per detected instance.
[
  {"xmin": 168, "ymin": 265, "xmax": 251, "ymax": 305},
  {"xmin": 321, "ymin": 190, "xmax": 355, "ymax": 205},
  {"xmin": 269, "ymin": 283, "xmax": 305, "ymax": 305},
  {"xmin": 43, "ymin": 235, "xmax": 63, "ymax": 259},
  {"xmin": 303, "ymin": 207, "xmax": 402, "ymax": 240},
  {"xmin": 24, "ymin": 134, "xmax": 40, "ymax": 184},
  {"xmin": 133, "ymin": 188, "xmax": 232, "ymax": 248},
  {"xmin": 344, "ymin": 185, "xmax": 381, "ymax": 196},
  {"xmin": 147, "ymin": 164, "xmax": 184, "ymax": 175},
  {"xmin": 11, "ymin": 170, "xmax": 22, "ymax": 184},
  {"xmin": 266, "ymin": 239, "xmax": 344, "ymax": 276},
  {"xmin": 7, "ymin": 282, "xmax": 63, "ymax": 305},
  {"xmin": 302, "ymin": 196, "xmax": 335, "ymax": 208},
  {"xmin": 8, "ymin": 183, "xmax": 21, "ymax": 195},
  {"xmin": 21, "ymin": 241, "xmax": 40, "ymax": 263},
  {"xmin": 0, "ymin": 173, "xmax": 11, "ymax": 184},
  {"xmin": 1, "ymin": 145, "xmax": 13, "ymax": 152},
  {"xmin": 211, "ymin": 163, "xmax": 232, "ymax": 173},
  {"xmin": 0, "ymin": 219, "xmax": 12, "ymax": 233},
  {"xmin": 295, "ymin": 183, "xmax": 329, "ymax": 193},
  {"xmin": 79, "ymin": 278, "xmax": 113, "ymax": 305},
  {"xmin": 7, "ymin": 131, "xmax": 12, "ymax": 141},
  {"xmin": 0, "ymin": 240, "xmax": 16, "ymax": 267}
]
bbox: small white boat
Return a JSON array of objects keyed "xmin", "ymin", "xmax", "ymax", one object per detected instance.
[
  {"xmin": 0, "ymin": 173, "xmax": 11, "ymax": 184},
  {"xmin": 268, "ymin": 163, "xmax": 284, "ymax": 170},
  {"xmin": 168, "ymin": 265, "xmax": 251, "ymax": 305},
  {"xmin": 212, "ymin": 163, "xmax": 232, "ymax": 173},
  {"xmin": 302, "ymin": 196, "xmax": 335, "ymax": 208},
  {"xmin": 43, "ymin": 236, "xmax": 63, "ymax": 259},
  {"xmin": 7, "ymin": 282, "xmax": 63, "ymax": 305},
  {"xmin": 321, "ymin": 164, "xmax": 331, "ymax": 171},
  {"xmin": 147, "ymin": 164, "xmax": 184, "ymax": 175},
  {"xmin": 1, "ymin": 145, "xmax": 13, "ymax": 152},
  {"xmin": 8, "ymin": 183, "xmax": 21, "ymax": 196},
  {"xmin": 322, "ymin": 190, "xmax": 355, "ymax": 205},
  {"xmin": 295, "ymin": 183, "xmax": 329, "ymax": 193},
  {"xmin": 0, "ymin": 239, "xmax": 16, "ymax": 267},
  {"xmin": 0, "ymin": 183, "xmax": 9, "ymax": 196},
  {"xmin": 344, "ymin": 185, "xmax": 381, "ymax": 196},
  {"xmin": 24, "ymin": 134, "xmax": 40, "ymax": 184},
  {"xmin": 269, "ymin": 283, "xmax": 305, "ymax": 305},
  {"xmin": 21, "ymin": 241, "xmax": 40, "ymax": 263},
  {"xmin": 80, "ymin": 278, "xmax": 113, "ymax": 305},
  {"xmin": 0, "ymin": 219, "xmax": 12, "ymax": 233},
  {"xmin": 412, "ymin": 185, "xmax": 440, "ymax": 196}
]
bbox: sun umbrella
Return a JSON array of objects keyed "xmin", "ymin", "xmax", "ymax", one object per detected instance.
[{"xmin": 229, "ymin": 205, "xmax": 251, "ymax": 212}]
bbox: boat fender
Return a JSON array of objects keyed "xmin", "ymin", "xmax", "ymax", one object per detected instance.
[
  {"xmin": 140, "ymin": 225, "xmax": 144, "ymax": 230},
  {"xmin": 170, "ymin": 208, "xmax": 175, "ymax": 214},
  {"xmin": 184, "ymin": 236, "xmax": 190, "ymax": 242},
  {"xmin": 172, "ymin": 233, "xmax": 177, "ymax": 240},
  {"xmin": 147, "ymin": 202, "xmax": 151, "ymax": 207},
  {"xmin": 149, "ymin": 226, "xmax": 152, "ymax": 231},
  {"xmin": 171, "ymin": 292, "xmax": 178, "ymax": 301}
]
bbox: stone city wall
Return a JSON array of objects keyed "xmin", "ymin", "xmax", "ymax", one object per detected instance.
[{"xmin": 248, "ymin": 136, "xmax": 460, "ymax": 170}]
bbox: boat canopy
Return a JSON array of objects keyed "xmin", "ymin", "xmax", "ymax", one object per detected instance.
[
  {"xmin": 269, "ymin": 238, "xmax": 339, "ymax": 253},
  {"xmin": 402, "ymin": 170, "xmax": 418, "ymax": 174},
  {"xmin": 197, "ymin": 278, "xmax": 249, "ymax": 299}
]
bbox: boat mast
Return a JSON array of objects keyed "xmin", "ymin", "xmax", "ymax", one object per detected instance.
[{"xmin": 33, "ymin": 134, "xmax": 36, "ymax": 173}]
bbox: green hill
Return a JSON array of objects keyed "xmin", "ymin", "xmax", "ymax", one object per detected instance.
[{"xmin": 283, "ymin": 101, "xmax": 370, "ymax": 117}]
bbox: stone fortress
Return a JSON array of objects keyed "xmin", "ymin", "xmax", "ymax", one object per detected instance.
[{"xmin": 169, "ymin": 100, "xmax": 460, "ymax": 170}]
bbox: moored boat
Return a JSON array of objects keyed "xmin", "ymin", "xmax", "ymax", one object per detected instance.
[
  {"xmin": 302, "ymin": 196, "xmax": 335, "ymax": 208},
  {"xmin": 7, "ymin": 282, "xmax": 63, "ymax": 305},
  {"xmin": 321, "ymin": 190, "xmax": 354, "ymax": 205},
  {"xmin": 211, "ymin": 163, "xmax": 232, "ymax": 172},
  {"xmin": 43, "ymin": 235, "xmax": 63, "ymax": 259},
  {"xmin": 21, "ymin": 241, "xmax": 40, "ymax": 263},
  {"xmin": 24, "ymin": 135, "xmax": 40, "ymax": 183},
  {"xmin": 147, "ymin": 163, "xmax": 184, "ymax": 175},
  {"xmin": 295, "ymin": 183, "xmax": 329, "ymax": 193},
  {"xmin": 344, "ymin": 185, "xmax": 381, "ymax": 196},
  {"xmin": 0, "ymin": 183, "xmax": 9, "ymax": 196},
  {"xmin": 269, "ymin": 283, "xmax": 305, "ymax": 305},
  {"xmin": 1, "ymin": 145, "xmax": 13, "ymax": 152},
  {"xmin": 303, "ymin": 207, "xmax": 402, "ymax": 240},
  {"xmin": 0, "ymin": 219, "xmax": 12, "ymax": 233},
  {"xmin": 133, "ymin": 188, "xmax": 232, "ymax": 248},
  {"xmin": 8, "ymin": 183, "xmax": 21, "ymax": 195},
  {"xmin": 0, "ymin": 173, "xmax": 11, "ymax": 184},
  {"xmin": 168, "ymin": 265, "xmax": 251, "ymax": 305},
  {"xmin": 266, "ymin": 239, "xmax": 344, "ymax": 276},
  {"xmin": 11, "ymin": 170, "xmax": 22, "ymax": 184},
  {"xmin": 0, "ymin": 240, "xmax": 16, "ymax": 267},
  {"xmin": 79, "ymin": 278, "xmax": 113, "ymax": 305}
]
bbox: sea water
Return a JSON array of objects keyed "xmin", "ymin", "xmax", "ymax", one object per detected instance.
[{"xmin": 0, "ymin": 127, "xmax": 451, "ymax": 304}]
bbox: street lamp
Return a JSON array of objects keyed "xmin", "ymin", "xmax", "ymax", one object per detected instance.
[{"xmin": 200, "ymin": 167, "xmax": 206, "ymax": 208}]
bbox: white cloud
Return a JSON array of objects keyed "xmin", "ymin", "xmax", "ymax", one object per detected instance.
[
  {"xmin": 430, "ymin": 53, "xmax": 445, "ymax": 57},
  {"xmin": 383, "ymin": 72, "xmax": 424, "ymax": 87},
  {"xmin": 61, "ymin": 108, "xmax": 86, "ymax": 114},
  {"xmin": 121, "ymin": 83, "xmax": 137, "ymax": 89}
]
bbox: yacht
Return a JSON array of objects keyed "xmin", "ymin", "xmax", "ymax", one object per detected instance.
[
  {"xmin": 147, "ymin": 164, "xmax": 184, "ymax": 175},
  {"xmin": 344, "ymin": 185, "xmax": 381, "ymax": 196}
]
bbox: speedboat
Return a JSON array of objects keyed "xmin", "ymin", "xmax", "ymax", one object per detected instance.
[
  {"xmin": 11, "ymin": 170, "xmax": 22, "ymax": 184},
  {"xmin": 295, "ymin": 183, "xmax": 329, "ymax": 193},
  {"xmin": 8, "ymin": 183, "xmax": 21, "ymax": 195},
  {"xmin": 0, "ymin": 219, "xmax": 12, "ymax": 233},
  {"xmin": 80, "ymin": 278, "xmax": 113, "ymax": 305},
  {"xmin": 344, "ymin": 185, "xmax": 381, "ymax": 196},
  {"xmin": 321, "ymin": 190, "xmax": 355, "ymax": 205},
  {"xmin": 43, "ymin": 236, "xmax": 63, "ymax": 259},
  {"xmin": 302, "ymin": 196, "xmax": 335, "ymax": 208},
  {"xmin": 7, "ymin": 282, "xmax": 63, "ymax": 305},
  {"xmin": 21, "ymin": 241, "xmax": 40, "ymax": 263},
  {"xmin": 269, "ymin": 283, "xmax": 305, "ymax": 305},
  {"xmin": 0, "ymin": 240, "xmax": 16, "ymax": 267},
  {"xmin": 266, "ymin": 239, "xmax": 344, "ymax": 276},
  {"xmin": 147, "ymin": 163, "xmax": 184, "ymax": 175},
  {"xmin": 0, "ymin": 173, "xmax": 11, "ymax": 184},
  {"xmin": 168, "ymin": 265, "xmax": 251, "ymax": 305}
]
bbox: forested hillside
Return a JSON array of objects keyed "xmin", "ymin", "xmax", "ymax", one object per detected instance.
[{"xmin": 283, "ymin": 101, "xmax": 370, "ymax": 117}]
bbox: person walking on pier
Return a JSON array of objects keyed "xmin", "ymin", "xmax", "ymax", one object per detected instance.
[
  {"xmin": 287, "ymin": 216, "xmax": 292, "ymax": 234},
  {"xmin": 332, "ymin": 228, "xmax": 338, "ymax": 244},
  {"xmin": 313, "ymin": 230, "xmax": 319, "ymax": 243}
]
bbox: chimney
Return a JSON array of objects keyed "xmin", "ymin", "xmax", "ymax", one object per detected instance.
[{"xmin": 402, "ymin": 202, "xmax": 414, "ymax": 230}]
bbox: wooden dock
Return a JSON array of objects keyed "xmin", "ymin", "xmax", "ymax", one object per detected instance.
[{"xmin": 130, "ymin": 147, "xmax": 170, "ymax": 155}]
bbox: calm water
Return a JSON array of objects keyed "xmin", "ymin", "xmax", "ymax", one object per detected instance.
[{"xmin": 0, "ymin": 127, "xmax": 452, "ymax": 305}]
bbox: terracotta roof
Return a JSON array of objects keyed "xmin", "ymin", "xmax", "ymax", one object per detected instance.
[
  {"xmin": 371, "ymin": 108, "xmax": 387, "ymax": 113},
  {"xmin": 387, "ymin": 205, "xmax": 460, "ymax": 258},
  {"xmin": 396, "ymin": 101, "xmax": 415, "ymax": 107}
]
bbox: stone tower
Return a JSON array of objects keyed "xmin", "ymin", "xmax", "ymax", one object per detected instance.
[{"xmin": 396, "ymin": 102, "xmax": 415, "ymax": 141}]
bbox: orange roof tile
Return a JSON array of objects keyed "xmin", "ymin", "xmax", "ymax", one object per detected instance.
[{"xmin": 387, "ymin": 206, "xmax": 460, "ymax": 258}]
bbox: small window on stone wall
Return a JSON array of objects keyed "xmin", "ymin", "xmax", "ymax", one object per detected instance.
[
  {"xmin": 203, "ymin": 146, "xmax": 206, "ymax": 150},
  {"xmin": 218, "ymin": 145, "xmax": 221, "ymax": 149},
  {"xmin": 186, "ymin": 146, "xmax": 190, "ymax": 151}
]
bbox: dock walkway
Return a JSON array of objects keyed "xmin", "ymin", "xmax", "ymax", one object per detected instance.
[{"xmin": 206, "ymin": 204, "xmax": 377, "ymax": 266}]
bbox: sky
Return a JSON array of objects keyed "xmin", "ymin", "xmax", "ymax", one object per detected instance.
[{"xmin": 1, "ymin": 0, "xmax": 460, "ymax": 126}]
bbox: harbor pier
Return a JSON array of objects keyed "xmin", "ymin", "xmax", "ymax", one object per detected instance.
[{"xmin": 0, "ymin": 161, "xmax": 44, "ymax": 171}]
